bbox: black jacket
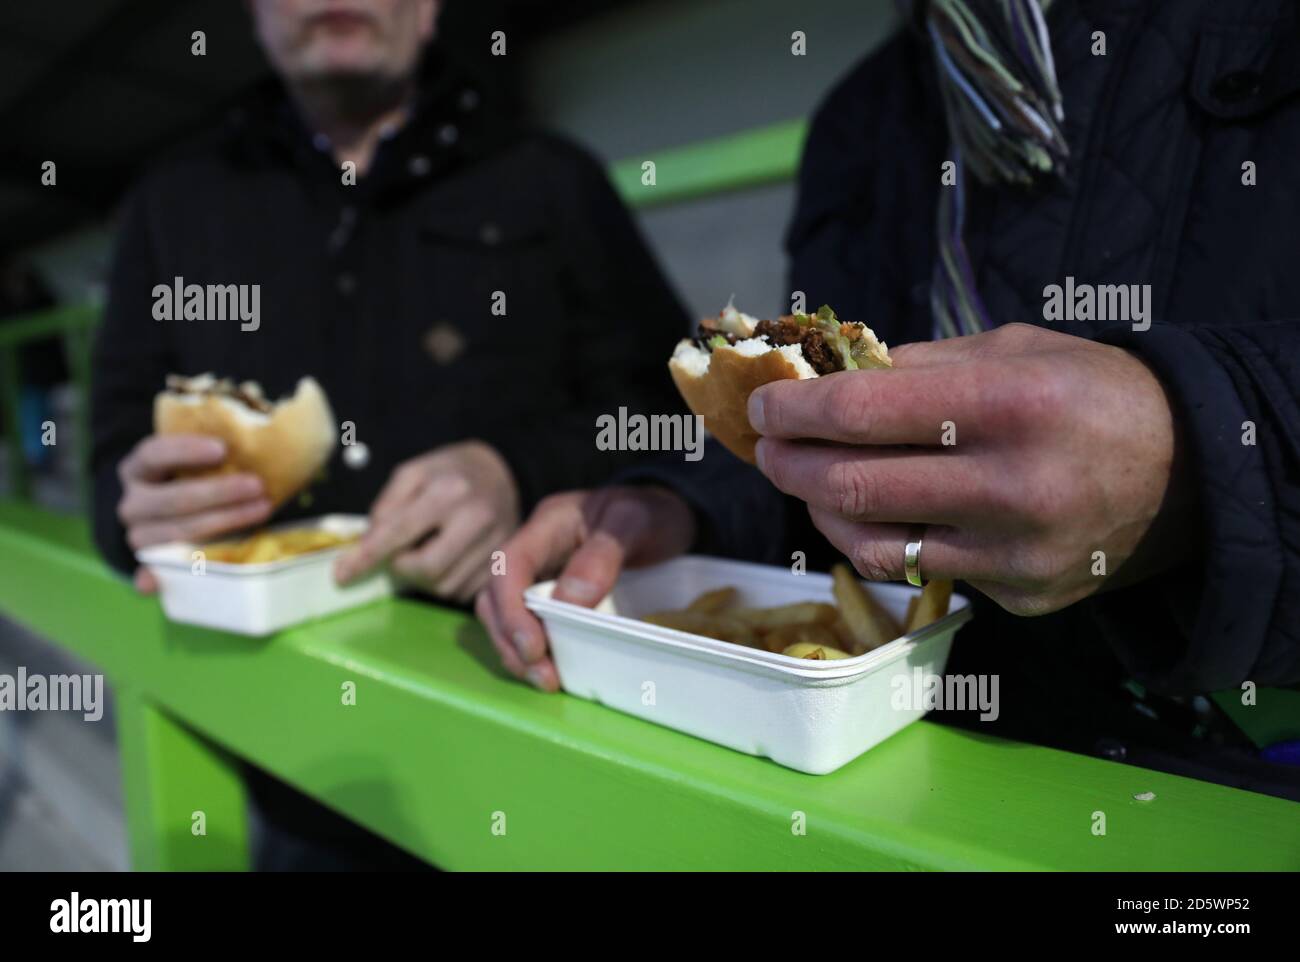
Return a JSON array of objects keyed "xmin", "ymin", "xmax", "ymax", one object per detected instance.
[
  {"xmin": 638, "ymin": 0, "xmax": 1300, "ymax": 782},
  {"xmin": 91, "ymin": 65, "xmax": 688, "ymax": 574}
]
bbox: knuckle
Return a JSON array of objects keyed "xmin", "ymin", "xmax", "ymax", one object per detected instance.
[
  {"xmin": 850, "ymin": 541, "xmax": 894, "ymax": 582},
  {"xmin": 1005, "ymin": 542, "xmax": 1065, "ymax": 590},
  {"xmin": 392, "ymin": 459, "xmax": 423, "ymax": 487},
  {"xmin": 462, "ymin": 501, "xmax": 494, "ymax": 531},
  {"xmin": 1000, "ymin": 362, "xmax": 1069, "ymax": 427},
  {"xmin": 829, "ymin": 461, "xmax": 880, "ymax": 519},
  {"xmin": 993, "ymin": 322, "xmax": 1040, "ymax": 350},
  {"xmin": 432, "ymin": 472, "xmax": 471, "ymax": 501},
  {"xmin": 826, "ymin": 376, "xmax": 874, "ymax": 439}
]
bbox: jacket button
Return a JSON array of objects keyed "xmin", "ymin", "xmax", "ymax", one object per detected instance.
[
  {"xmin": 408, "ymin": 154, "xmax": 432, "ymax": 177},
  {"xmin": 1211, "ymin": 69, "xmax": 1262, "ymax": 104},
  {"xmin": 458, "ymin": 89, "xmax": 479, "ymax": 112},
  {"xmin": 437, "ymin": 123, "xmax": 459, "ymax": 146},
  {"xmin": 336, "ymin": 272, "xmax": 357, "ymax": 295},
  {"xmin": 479, "ymin": 221, "xmax": 502, "ymax": 245},
  {"xmin": 343, "ymin": 442, "xmax": 370, "ymax": 469}
]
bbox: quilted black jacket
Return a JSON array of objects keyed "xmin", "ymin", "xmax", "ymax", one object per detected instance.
[{"xmin": 645, "ymin": 0, "xmax": 1300, "ymax": 776}]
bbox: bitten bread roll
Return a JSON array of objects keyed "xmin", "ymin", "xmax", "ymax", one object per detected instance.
[
  {"xmin": 153, "ymin": 374, "xmax": 336, "ymax": 508},
  {"xmin": 669, "ymin": 303, "xmax": 891, "ymax": 463}
]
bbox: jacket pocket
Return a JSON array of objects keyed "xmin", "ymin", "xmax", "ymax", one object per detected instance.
[{"xmin": 1190, "ymin": 18, "xmax": 1300, "ymax": 122}]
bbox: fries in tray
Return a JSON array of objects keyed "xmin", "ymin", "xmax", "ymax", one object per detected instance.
[
  {"xmin": 639, "ymin": 564, "xmax": 954, "ymax": 659},
  {"xmin": 201, "ymin": 528, "xmax": 359, "ymax": 565}
]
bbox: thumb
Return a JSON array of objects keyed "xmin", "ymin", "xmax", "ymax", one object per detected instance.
[{"xmin": 553, "ymin": 493, "xmax": 658, "ymax": 606}]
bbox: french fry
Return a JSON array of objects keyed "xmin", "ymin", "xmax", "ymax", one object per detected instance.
[
  {"xmin": 903, "ymin": 579, "xmax": 953, "ymax": 634},
  {"xmin": 763, "ymin": 622, "xmax": 839, "ymax": 653},
  {"xmin": 686, "ymin": 586, "xmax": 738, "ymax": 614},
  {"xmin": 903, "ymin": 595, "xmax": 920, "ymax": 631},
  {"xmin": 728, "ymin": 602, "xmax": 839, "ymax": 629},
  {"xmin": 831, "ymin": 563, "xmax": 901, "ymax": 654},
  {"xmin": 782, "ymin": 641, "xmax": 852, "ymax": 660},
  {"xmin": 642, "ymin": 611, "xmax": 758, "ymax": 648},
  {"xmin": 203, "ymin": 528, "xmax": 356, "ymax": 564}
]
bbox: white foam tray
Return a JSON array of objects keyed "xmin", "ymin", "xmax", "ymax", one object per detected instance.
[
  {"xmin": 136, "ymin": 514, "xmax": 392, "ymax": 636},
  {"xmin": 526, "ymin": 555, "xmax": 971, "ymax": 774}
]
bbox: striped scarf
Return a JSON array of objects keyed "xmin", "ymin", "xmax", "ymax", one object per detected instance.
[{"xmin": 919, "ymin": 0, "xmax": 1069, "ymax": 338}]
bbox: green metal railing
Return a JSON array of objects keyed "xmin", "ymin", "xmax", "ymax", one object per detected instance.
[
  {"xmin": 2, "ymin": 499, "xmax": 1297, "ymax": 870},
  {"xmin": 611, "ymin": 118, "xmax": 808, "ymax": 208}
]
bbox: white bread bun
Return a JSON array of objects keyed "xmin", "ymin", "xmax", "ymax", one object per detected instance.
[
  {"xmin": 669, "ymin": 310, "xmax": 891, "ymax": 464},
  {"xmin": 153, "ymin": 375, "xmax": 336, "ymax": 509}
]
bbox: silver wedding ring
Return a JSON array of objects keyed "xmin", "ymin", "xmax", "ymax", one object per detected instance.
[{"xmin": 904, "ymin": 528, "xmax": 926, "ymax": 587}]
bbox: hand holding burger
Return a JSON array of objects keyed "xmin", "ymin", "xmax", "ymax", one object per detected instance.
[
  {"xmin": 748, "ymin": 323, "xmax": 1198, "ymax": 615},
  {"xmin": 121, "ymin": 373, "xmax": 337, "ymax": 593}
]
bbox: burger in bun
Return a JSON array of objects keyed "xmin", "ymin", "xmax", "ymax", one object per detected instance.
[
  {"xmin": 669, "ymin": 302, "xmax": 891, "ymax": 463},
  {"xmin": 153, "ymin": 374, "xmax": 336, "ymax": 508}
]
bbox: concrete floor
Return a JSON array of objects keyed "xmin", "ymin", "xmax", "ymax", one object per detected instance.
[
  {"xmin": 1, "ymin": 428, "xmax": 129, "ymax": 871},
  {"xmin": 0, "ymin": 616, "xmax": 129, "ymax": 871}
]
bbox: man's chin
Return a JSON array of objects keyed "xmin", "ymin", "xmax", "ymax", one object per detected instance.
[
  {"xmin": 293, "ymin": 60, "xmax": 403, "ymax": 98},
  {"xmin": 299, "ymin": 55, "xmax": 386, "ymax": 80}
]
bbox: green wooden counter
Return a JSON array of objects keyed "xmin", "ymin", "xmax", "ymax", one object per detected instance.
[{"xmin": 0, "ymin": 499, "xmax": 1296, "ymax": 871}]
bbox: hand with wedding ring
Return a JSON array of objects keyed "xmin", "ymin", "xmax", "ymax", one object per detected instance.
[{"xmin": 747, "ymin": 323, "xmax": 1198, "ymax": 616}]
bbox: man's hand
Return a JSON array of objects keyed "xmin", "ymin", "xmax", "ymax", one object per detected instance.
[
  {"xmin": 748, "ymin": 323, "xmax": 1197, "ymax": 616},
  {"xmin": 118, "ymin": 434, "xmax": 271, "ymax": 594},
  {"xmin": 334, "ymin": 440, "xmax": 520, "ymax": 603},
  {"xmin": 475, "ymin": 486, "xmax": 696, "ymax": 691}
]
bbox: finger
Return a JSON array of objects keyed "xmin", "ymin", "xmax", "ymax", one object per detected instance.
[
  {"xmin": 370, "ymin": 458, "xmax": 436, "ymax": 521},
  {"xmin": 134, "ymin": 567, "xmax": 159, "ymax": 594},
  {"xmin": 119, "ymin": 473, "xmax": 265, "ymax": 525},
  {"xmin": 807, "ymin": 505, "xmax": 995, "ymax": 583},
  {"xmin": 478, "ymin": 590, "xmax": 558, "ymax": 691},
  {"xmin": 126, "ymin": 498, "xmax": 273, "ymax": 550},
  {"xmin": 747, "ymin": 364, "xmax": 997, "ymax": 446},
  {"xmin": 475, "ymin": 590, "xmax": 527, "ymax": 679},
  {"xmin": 336, "ymin": 479, "xmax": 460, "ymax": 583},
  {"xmin": 755, "ymin": 441, "xmax": 990, "ymax": 525},
  {"xmin": 121, "ymin": 434, "xmax": 226, "ymax": 483},
  {"xmin": 522, "ymin": 657, "xmax": 561, "ymax": 693},
  {"xmin": 488, "ymin": 496, "xmax": 587, "ymax": 664},
  {"xmin": 390, "ymin": 505, "xmax": 493, "ymax": 588},
  {"xmin": 551, "ymin": 494, "xmax": 656, "ymax": 607}
]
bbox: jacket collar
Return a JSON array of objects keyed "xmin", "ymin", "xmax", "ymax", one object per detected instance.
[{"xmin": 220, "ymin": 46, "xmax": 500, "ymax": 199}]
